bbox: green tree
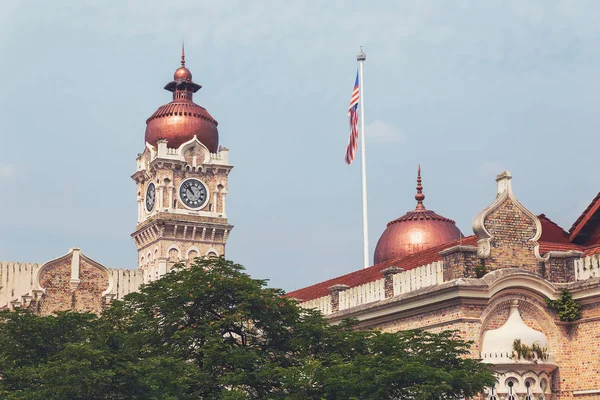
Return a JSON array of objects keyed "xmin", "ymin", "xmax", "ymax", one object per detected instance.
[
  {"xmin": 0, "ymin": 257, "xmax": 495, "ymax": 399},
  {"xmin": 546, "ymin": 289, "xmax": 582, "ymax": 322}
]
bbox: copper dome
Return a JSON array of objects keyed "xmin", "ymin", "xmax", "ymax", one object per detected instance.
[
  {"xmin": 144, "ymin": 45, "xmax": 219, "ymax": 152},
  {"xmin": 373, "ymin": 166, "xmax": 463, "ymax": 264},
  {"xmin": 174, "ymin": 66, "xmax": 192, "ymax": 81}
]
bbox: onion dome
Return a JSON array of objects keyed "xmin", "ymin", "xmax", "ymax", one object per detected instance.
[
  {"xmin": 373, "ymin": 166, "xmax": 463, "ymax": 264},
  {"xmin": 145, "ymin": 44, "xmax": 219, "ymax": 152}
]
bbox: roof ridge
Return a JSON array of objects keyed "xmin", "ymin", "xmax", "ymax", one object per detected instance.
[
  {"xmin": 537, "ymin": 213, "xmax": 565, "ymax": 231},
  {"xmin": 569, "ymin": 192, "xmax": 600, "ymax": 234}
]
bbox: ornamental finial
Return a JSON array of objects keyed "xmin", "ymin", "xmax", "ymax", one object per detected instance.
[
  {"xmin": 357, "ymin": 46, "xmax": 366, "ymax": 61},
  {"xmin": 415, "ymin": 164, "xmax": 425, "ymax": 210},
  {"xmin": 181, "ymin": 42, "xmax": 186, "ymax": 67}
]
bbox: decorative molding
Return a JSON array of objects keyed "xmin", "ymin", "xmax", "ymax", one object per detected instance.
[
  {"xmin": 381, "ymin": 266, "xmax": 404, "ymax": 276},
  {"xmin": 328, "ymin": 284, "xmax": 350, "ymax": 293},
  {"xmin": 573, "ymin": 389, "xmax": 600, "ymax": 395},
  {"xmin": 439, "ymin": 245, "xmax": 478, "ymax": 256}
]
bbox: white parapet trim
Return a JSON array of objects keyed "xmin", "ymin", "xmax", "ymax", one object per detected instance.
[
  {"xmin": 392, "ymin": 261, "xmax": 444, "ymax": 296},
  {"xmin": 574, "ymin": 254, "xmax": 600, "ymax": 281},
  {"xmin": 300, "ymin": 295, "xmax": 332, "ymax": 315},
  {"xmin": 339, "ymin": 279, "xmax": 385, "ymax": 311},
  {"xmin": 0, "ymin": 261, "xmax": 40, "ymax": 309},
  {"xmin": 108, "ymin": 268, "xmax": 145, "ymax": 300},
  {"xmin": 299, "ymin": 260, "xmax": 445, "ymax": 316}
]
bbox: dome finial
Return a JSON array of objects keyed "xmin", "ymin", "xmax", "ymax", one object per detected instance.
[
  {"xmin": 181, "ymin": 42, "xmax": 186, "ymax": 67},
  {"xmin": 415, "ymin": 164, "xmax": 425, "ymax": 210}
]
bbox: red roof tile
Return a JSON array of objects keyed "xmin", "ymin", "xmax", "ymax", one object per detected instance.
[
  {"xmin": 287, "ymin": 236, "xmax": 478, "ymax": 302},
  {"xmin": 584, "ymin": 244, "xmax": 600, "ymax": 256},
  {"xmin": 539, "ymin": 241, "xmax": 582, "ymax": 253},
  {"xmin": 538, "ymin": 214, "xmax": 570, "ymax": 243}
]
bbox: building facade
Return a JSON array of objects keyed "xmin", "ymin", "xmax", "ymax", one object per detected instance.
[
  {"xmin": 288, "ymin": 169, "xmax": 600, "ymax": 400},
  {"xmin": 0, "ymin": 47, "xmax": 233, "ymax": 315},
  {"xmin": 1, "ymin": 50, "xmax": 600, "ymax": 399}
]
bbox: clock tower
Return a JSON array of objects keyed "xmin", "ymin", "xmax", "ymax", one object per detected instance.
[{"xmin": 131, "ymin": 47, "xmax": 233, "ymax": 282}]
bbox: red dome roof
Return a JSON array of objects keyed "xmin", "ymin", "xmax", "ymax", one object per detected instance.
[
  {"xmin": 144, "ymin": 45, "xmax": 219, "ymax": 152},
  {"xmin": 373, "ymin": 166, "xmax": 463, "ymax": 264},
  {"xmin": 145, "ymin": 100, "xmax": 218, "ymax": 152}
]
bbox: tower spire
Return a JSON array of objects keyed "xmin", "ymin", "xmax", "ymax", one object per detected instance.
[
  {"xmin": 181, "ymin": 42, "xmax": 186, "ymax": 67},
  {"xmin": 415, "ymin": 164, "xmax": 425, "ymax": 210}
]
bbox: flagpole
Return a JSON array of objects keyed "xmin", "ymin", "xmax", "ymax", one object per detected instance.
[{"xmin": 357, "ymin": 48, "xmax": 369, "ymax": 269}]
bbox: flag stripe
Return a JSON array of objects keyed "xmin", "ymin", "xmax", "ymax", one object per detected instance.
[{"xmin": 345, "ymin": 71, "xmax": 360, "ymax": 164}]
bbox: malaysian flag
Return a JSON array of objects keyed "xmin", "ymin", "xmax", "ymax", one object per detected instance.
[{"xmin": 345, "ymin": 71, "xmax": 360, "ymax": 164}]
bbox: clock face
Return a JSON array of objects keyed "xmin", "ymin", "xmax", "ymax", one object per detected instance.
[
  {"xmin": 179, "ymin": 178, "xmax": 208, "ymax": 209},
  {"xmin": 145, "ymin": 182, "xmax": 156, "ymax": 212}
]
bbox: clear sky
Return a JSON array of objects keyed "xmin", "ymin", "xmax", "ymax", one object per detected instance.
[{"xmin": 1, "ymin": 0, "xmax": 599, "ymax": 292}]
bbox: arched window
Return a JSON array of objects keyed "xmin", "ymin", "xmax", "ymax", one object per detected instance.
[
  {"xmin": 507, "ymin": 380, "xmax": 517, "ymax": 400},
  {"xmin": 487, "ymin": 385, "xmax": 497, "ymax": 400},
  {"xmin": 168, "ymin": 248, "xmax": 180, "ymax": 262},
  {"xmin": 539, "ymin": 378, "xmax": 548, "ymax": 400},
  {"xmin": 187, "ymin": 250, "xmax": 198, "ymax": 266},
  {"xmin": 525, "ymin": 379, "xmax": 534, "ymax": 400}
]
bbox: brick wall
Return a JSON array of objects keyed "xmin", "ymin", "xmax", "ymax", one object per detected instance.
[
  {"xmin": 442, "ymin": 246, "xmax": 479, "ymax": 280},
  {"xmin": 483, "ymin": 199, "xmax": 541, "ymax": 274},
  {"xmin": 37, "ymin": 259, "xmax": 109, "ymax": 316}
]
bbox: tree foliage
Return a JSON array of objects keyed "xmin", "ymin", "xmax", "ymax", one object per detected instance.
[{"xmin": 0, "ymin": 257, "xmax": 495, "ymax": 399}]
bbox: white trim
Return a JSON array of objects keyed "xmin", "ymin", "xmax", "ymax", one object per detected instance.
[
  {"xmin": 152, "ymin": 207, "xmax": 224, "ymax": 219},
  {"xmin": 205, "ymin": 248, "xmax": 219, "ymax": 257},
  {"xmin": 180, "ymin": 138, "xmax": 210, "ymax": 164},
  {"xmin": 186, "ymin": 247, "xmax": 200, "ymax": 258},
  {"xmin": 166, "ymin": 244, "xmax": 181, "ymax": 256},
  {"xmin": 177, "ymin": 178, "xmax": 210, "ymax": 211},
  {"xmin": 486, "ymin": 272, "xmax": 558, "ymax": 300},
  {"xmin": 573, "ymin": 389, "xmax": 600, "ymax": 395}
]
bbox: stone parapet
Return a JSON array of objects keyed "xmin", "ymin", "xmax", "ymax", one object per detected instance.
[{"xmin": 440, "ymin": 245, "xmax": 479, "ymax": 280}]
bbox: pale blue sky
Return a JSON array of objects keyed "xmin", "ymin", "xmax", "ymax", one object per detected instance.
[{"xmin": 1, "ymin": 0, "xmax": 599, "ymax": 291}]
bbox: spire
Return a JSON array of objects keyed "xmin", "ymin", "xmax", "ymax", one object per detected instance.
[
  {"xmin": 415, "ymin": 164, "xmax": 425, "ymax": 210},
  {"xmin": 181, "ymin": 42, "xmax": 186, "ymax": 67}
]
